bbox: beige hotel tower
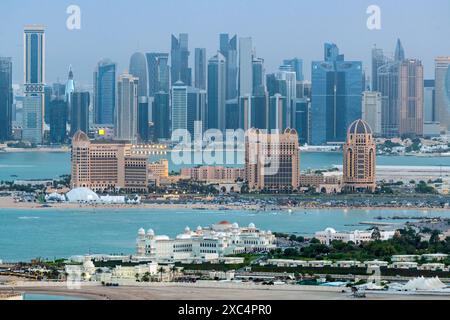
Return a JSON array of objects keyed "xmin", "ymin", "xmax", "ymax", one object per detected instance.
[{"xmin": 343, "ymin": 119, "xmax": 376, "ymax": 193}]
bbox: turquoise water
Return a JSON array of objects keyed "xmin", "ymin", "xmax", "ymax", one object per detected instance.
[
  {"xmin": 1, "ymin": 208, "xmax": 449, "ymax": 262},
  {"xmin": 23, "ymin": 293, "xmax": 86, "ymax": 300},
  {"xmin": 1, "ymin": 151, "xmax": 450, "ymax": 181}
]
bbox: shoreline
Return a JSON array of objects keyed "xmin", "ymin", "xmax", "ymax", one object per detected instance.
[{"xmin": 0, "ymin": 196, "xmax": 449, "ymax": 213}]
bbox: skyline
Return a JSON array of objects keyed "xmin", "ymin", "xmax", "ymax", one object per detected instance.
[{"xmin": 0, "ymin": 0, "xmax": 449, "ymax": 84}]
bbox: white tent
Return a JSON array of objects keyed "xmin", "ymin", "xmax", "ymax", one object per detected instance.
[{"xmin": 403, "ymin": 277, "xmax": 447, "ymax": 291}]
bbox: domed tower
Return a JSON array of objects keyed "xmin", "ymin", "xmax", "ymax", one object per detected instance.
[
  {"xmin": 71, "ymin": 131, "xmax": 91, "ymax": 189},
  {"xmin": 343, "ymin": 119, "xmax": 376, "ymax": 193}
]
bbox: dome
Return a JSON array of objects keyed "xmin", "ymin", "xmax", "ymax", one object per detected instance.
[
  {"xmin": 325, "ymin": 228, "xmax": 337, "ymax": 234},
  {"xmin": 72, "ymin": 130, "xmax": 90, "ymax": 143},
  {"xmin": 218, "ymin": 221, "xmax": 231, "ymax": 225},
  {"xmin": 66, "ymin": 188, "xmax": 100, "ymax": 203},
  {"xmin": 248, "ymin": 223, "xmax": 256, "ymax": 229},
  {"xmin": 176, "ymin": 234, "xmax": 192, "ymax": 240},
  {"xmin": 138, "ymin": 228, "xmax": 145, "ymax": 235},
  {"xmin": 196, "ymin": 226, "xmax": 202, "ymax": 232},
  {"xmin": 232, "ymin": 223, "xmax": 239, "ymax": 229},
  {"xmin": 147, "ymin": 229, "xmax": 155, "ymax": 236},
  {"xmin": 348, "ymin": 119, "xmax": 373, "ymax": 135},
  {"xmin": 184, "ymin": 226, "xmax": 191, "ymax": 233}
]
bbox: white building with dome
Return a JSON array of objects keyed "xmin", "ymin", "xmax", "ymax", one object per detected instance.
[
  {"xmin": 315, "ymin": 227, "xmax": 396, "ymax": 245},
  {"xmin": 135, "ymin": 221, "xmax": 276, "ymax": 263}
]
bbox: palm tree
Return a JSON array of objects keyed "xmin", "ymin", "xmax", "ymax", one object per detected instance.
[
  {"xmin": 158, "ymin": 267, "xmax": 165, "ymax": 282},
  {"xmin": 170, "ymin": 266, "xmax": 178, "ymax": 281}
]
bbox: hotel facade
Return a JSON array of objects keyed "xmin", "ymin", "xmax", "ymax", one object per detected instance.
[{"xmin": 71, "ymin": 131, "xmax": 148, "ymax": 192}]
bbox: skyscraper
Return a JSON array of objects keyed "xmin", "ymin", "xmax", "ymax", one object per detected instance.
[
  {"xmin": 423, "ymin": 80, "xmax": 436, "ymax": 122},
  {"xmin": 399, "ymin": 59, "xmax": 424, "ymax": 137},
  {"xmin": 137, "ymin": 97, "xmax": 149, "ymax": 142},
  {"xmin": 0, "ymin": 57, "xmax": 12, "ymax": 141},
  {"xmin": 283, "ymin": 58, "xmax": 304, "ymax": 82},
  {"xmin": 115, "ymin": 73, "xmax": 139, "ymax": 141},
  {"xmin": 434, "ymin": 57, "xmax": 450, "ymax": 131},
  {"xmin": 171, "ymin": 81, "xmax": 188, "ymax": 135},
  {"xmin": 23, "ymin": 25, "xmax": 45, "ymax": 144},
  {"xmin": 129, "ymin": 52, "xmax": 148, "ymax": 98},
  {"xmin": 146, "ymin": 53, "xmax": 170, "ymax": 96},
  {"xmin": 70, "ymin": 91, "xmax": 90, "ymax": 137},
  {"xmin": 94, "ymin": 59, "xmax": 116, "ymax": 125},
  {"xmin": 276, "ymin": 70, "xmax": 297, "ymax": 128},
  {"xmin": 378, "ymin": 60, "xmax": 400, "ymax": 138},
  {"xmin": 252, "ymin": 57, "xmax": 265, "ymax": 96},
  {"xmin": 65, "ymin": 66, "xmax": 75, "ymax": 123},
  {"xmin": 371, "ymin": 47, "xmax": 386, "ymax": 92},
  {"xmin": 187, "ymin": 87, "xmax": 207, "ymax": 137},
  {"xmin": 362, "ymin": 91, "xmax": 382, "ymax": 136},
  {"xmin": 207, "ymin": 53, "xmax": 226, "ymax": 131},
  {"xmin": 268, "ymin": 94, "xmax": 287, "ymax": 131},
  {"xmin": 219, "ymin": 34, "xmax": 238, "ymax": 100},
  {"xmin": 49, "ymin": 98, "xmax": 67, "ymax": 144},
  {"xmin": 311, "ymin": 43, "xmax": 363, "ymax": 144},
  {"xmin": 343, "ymin": 119, "xmax": 376, "ymax": 193},
  {"xmin": 171, "ymin": 34, "xmax": 191, "ymax": 85},
  {"xmin": 394, "ymin": 38, "xmax": 405, "ymax": 62},
  {"xmin": 238, "ymin": 37, "xmax": 253, "ymax": 98},
  {"xmin": 152, "ymin": 92, "xmax": 170, "ymax": 141},
  {"xmin": 294, "ymin": 98, "xmax": 310, "ymax": 144},
  {"xmin": 194, "ymin": 48, "xmax": 207, "ymax": 90}
]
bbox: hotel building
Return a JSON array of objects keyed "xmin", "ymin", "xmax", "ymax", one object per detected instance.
[
  {"xmin": 343, "ymin": 119, "xmax": 376, "ymax": 192},
  {"xmin": 71, "ymin": 131, "xmax": 148, "ymax": 193},
  {"xmin": 245, "ymin": 128, "xmax": 300, "ymax": 192},
  {"xmin": 181, "ymin": 166, "xmax": 245, "ymax": 183},
  {"xmin": 135, "ymin": 221, "xmax": 276, "ymax": 263},
  {"xmin": 315, "ymin": 228, "xmax": 396, "ymax": 246}
]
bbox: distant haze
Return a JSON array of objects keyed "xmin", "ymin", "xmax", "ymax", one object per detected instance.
[{"xmin": 1, "ymin": 0, "xmax": 449, "ymax": 85}]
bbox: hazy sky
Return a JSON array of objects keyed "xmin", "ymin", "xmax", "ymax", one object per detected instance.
[{"xmin": 1, "ymin": 0, "xmax": 449, "ymax": 85}]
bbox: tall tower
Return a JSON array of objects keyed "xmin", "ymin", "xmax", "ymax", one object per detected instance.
[
  {"xmin": 394, "ymin": 39, "xmax": 405, "ymax": 62},
  {"xmin": 146, "ymin": 53, "xmax": 170, "ymax": 96},
  {"xmin": 65, "ymin": 65, "xmax": 75, "ymax": 123},
  {"xmin": 115, "ymin": 73, "xmax": 139, "ymax": 141},
  {"xmin": 434, "ymin": 57, "xmax": 450, "ymax": 132},
  {"xmin": 129, "ymin": 52, "xmax": 148, "ymax": 98},
  {"xmin": 343, "ymin": 119, "xmax": 376, "ymax": 193},
  {"xmin": 238, "ymin": 37, "xmax": 253, "ymax": 98},
  {"xmin": 94, "ymin": 59, "xmax": 116, "ymax": 125},
  {"xmin": 207, "ymin": 52, "xmax": 227, "ymax": 131},
  {"xmin": 171, "ymin": 34, "xmax": 191, "ymax": 86},
  {"xmin": 23, "ymin": 25, "xmax": 45, "ymax": 144},
  {"xmin": 0, "ymin": 57, "xmax": 12, "ymax": 141},
  {"xmin": 194, "ymin": 48, "xmax": 207, "ymax": 90},
  {"xmin": 220, "ymin": 34, "xmax": 238, "ymax": 100},
  {"xmin": 399, "ymin": 59, "xmax": 424, "ymax": 137},
  {"xmin": 171, "ymin": 81, "xmax": 188, "ymax": 134}
]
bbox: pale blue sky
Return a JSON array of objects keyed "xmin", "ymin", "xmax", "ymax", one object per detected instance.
[{"xmin": 1, "ymin": 0, "xmax": 449, "ymax": 84}]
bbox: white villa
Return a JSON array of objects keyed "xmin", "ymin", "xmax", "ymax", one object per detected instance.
[
  {"xmin": 135, "ymin": 221, "xmax": 276, "ymax": 263},
  {"xmin": 315, "ymin": 228, "xmax": 396, "ymax": 245}
]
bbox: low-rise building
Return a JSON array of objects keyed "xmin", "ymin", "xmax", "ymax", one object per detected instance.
[
  {"xmin": 390, "ymin": 262, "xmax": 418, "ymax": 269},
  {"xmin": 135, "ymin": 221, "xmax": 276, "ymax": 263},
  {"xmin": 181, "ymin": 166, "xmax": 245, "ymax": 183},
  {"xmin": 315, "ymin": 228, "xmax": 396, "ymax": 245},
  {"xmin": 418, "ymin": 263, "xmax": 446, "ymax": 271},
  {"xmin": 391, "ymin": 255, "xmax": 420, "ymax": 263}
]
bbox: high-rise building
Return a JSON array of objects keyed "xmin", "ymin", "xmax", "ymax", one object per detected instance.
[
  {"xmin": 207, "ymin": 53, "xmax": 226, "ymax": 131},
  {"xmin": 394, "ymin": 38, "xmax": 405, "ymax": 62},
  {"xmin": 378, "ymin": 60, "xmax": 400, "ymax": 138},
  {"xmin": 423, "ymin": 80, "xmax": 436, "ymax": 123},
  {"xmin": 65, "ymin": 66, "xmax": 75, "ymax": 123},
  {"xmin": 0, "ymin": 57, "xmax": 12, "ymax": 141},
  {"xmin": 245, "ymin": 128, "xmax": 300, "ymax": 192},
  {"xmin": 362, "ymin": 91, "xmax": 382, "ymax": 136},
  {"xmin": 268, "ymin": 94, "xmax": 287, "ymax": 131},
  {"xmin": 171, "ymin": 81, "xmax": 188, "ymax": 135},
  {"xmin": 115, "ymin": 73, "xmax": 139, "ymax": 141},
  {"xmin": 238, "ymin": 37, "xmax": 253, "ymax": 98},
  {"xmin": 146, "ymin": 53, "xmax": 170, "ymax": 96},
  {"xmin": 194, "ymin": 48, "xmax": 207, "ymax": 90},
  {"xmin": 171, "ymin": 34, "xmax": 191, "ymax": 85},
  {"xmin": 219, "ymin": 34, "xmax": 238, "ymax": 100},
  {"xmin": 283, "ymin": 58, "xmax": 304, "ymax": 82},
  {"xmin": 434, "ymin": 57, "xmax": 450, "ymax": 132},
  {"xmin": 130, "ymin": 52, "xmax": 148, "ymax": 98},
  {"xmin": 371, "ymin": 47, "xmax": 386, "ymax": 92},
  {"xmin": 137, "ymin": 97, "xmax": 149, "ymax": 142},
  {"xmin": 399, "ymin": 59, "xmax": 424, "ymax": 137},
  {"xmin": 94, "ymin": 59, "xmax": 116, "ymax": 125},
  {"xmin": 23, "ymin": 25, "xmax": 45, "ymax": 144},
  {"xmin": 311, "ymin": 43, "xmax": 363, "ymax": 144},
  {"xmin": 70, "ymin": 92, "xmax": 90, "ymax": 137},
  {"xmin": 152, "ymin": 92, "xmax": 170, "ymax": 141},
  {"xmin": 187, "ymin": 87, "xmax": 207, "ymax": 137},
  {"xmin": 225, "ymin": 99, "xmax": 239, "ymax": 130},
  {"xmin": 251, "ymin": 95, "xmax": 268, "ymax": 130},
  {"xmin": 252, "ymin": 58, "xmax": 265, "ymax": 96},
  {"xmin": 276, "ymin": 70, "xmax": 297, "ymax": 128},
  {"xmin": 343, "ymin": 119, "xmax": 376, "ymax": 193},
  {"xmin": 49, "ymin": 98, "xmax": 67, "ymax": 144},
  {"xmin": 71, "ymin": 131, "xmax": 148, "ymax": 193},
  {"xmin": 294, "ymin": 98, "xmax": 310, "ymax": 144}
]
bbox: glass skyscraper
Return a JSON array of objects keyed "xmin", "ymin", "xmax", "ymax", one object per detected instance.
[
  {"xmin": 283, "ymin": 58, "xmax": 304, "ymax": 82},
  {"xmin": 435, "ymin": 57, "xmax": 450, "ymax": 131},
  {"xmin": 49, "ymin": 98, "xmax": 67, "ymax": 144},
  {"xmin": 115, "ymin": 73, "xmax": 139, "ymax": 141},
  {"xmin": 171, "ymin": 34, "xmax": 191, "ymax": 86},
  {"xmin": 0, "ymin": 57, "xmax": 12, "ymax": 141},
  {"xmin": 130, "ymin": 52, "xmax": 148, "ymax": 98},
  {"xmin": 146, "ymin": 53, "xmax": 170, "ymax": 96},
  {"xmin": 23, "ymin": 25, "xmax": 45, "ymax": 144},
  {"xmin": 194, "ymin": 48, "xmax": 207, "ymax": 90},
  {"xmin": 153, "ymin": 92, "xmax": 170, "ymax": 141},
  {"xmin": 207, "ymin": 53, "xmax": 227, "ymax": 131},
  {"xmin": 94, "ymin": 59, "xmax": 116, "ymax": 125},
  {"xmin": 219, "ymin": 34, "xmax": 238, "ymax": 100},
  {"xmin": 311, "ymin": 43, "xmax": 363, "ymax": 145},
  {"xmin": 70, "ymin": 92, "xmax": 90, "ymax": 137}
]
